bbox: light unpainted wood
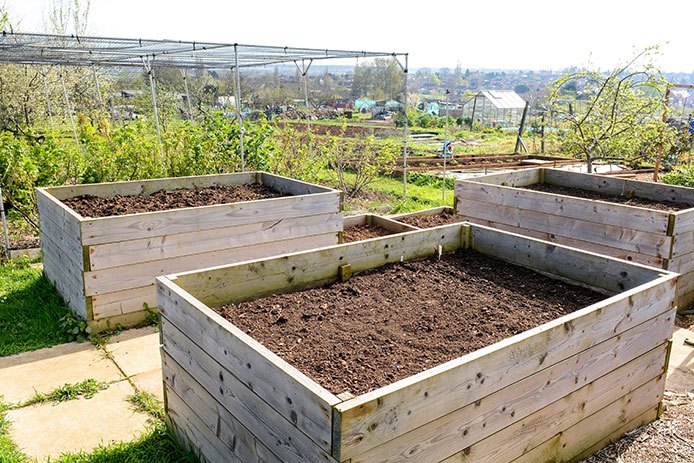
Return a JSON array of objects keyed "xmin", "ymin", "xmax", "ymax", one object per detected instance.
[
  {"xmin": 544, "ymin": 168, "xmax": 694, "ymax": 205},
  {"xmin": 38, "ymin": 212, "xmax": 83, "ymax": 265},
  {"xmin": 508, "ymin": 384, "xmax": 662, "ymax": 463},
  {"xmin": 44, "ymin": 172, "xmax": 258, "ymax": 201},
  {"xmin": 343, "ymin": 214, "xmax": 418, "ymax": 234},
  {"xmin": 80, "ymin": 192, "xmax": 340, "ymax": 246},
  {"xmin": 476, "ymin": 220, "xmax": 663, "ymax": 268},
  {"xmin": 86, "ymin": 309, "xmax": 153, "ymax": 332},
  {"xmin": 457, "ymin": 199, "xmax": 672, "ymax": 258},
  {"xmin": 85, "ymin": 233, "xmax": 337, "ymax": 295},
  {"xmin": 163, "ymin": 353, "xmax": 283, "ymax": 463},
  {"xmin": 158, "ymin": 277, "xmax": 340, "ymax": 452},
  {"xmin": 161, "ymin": 323, "xmax": 337, "ymax": 462},
  {"xmin": 388, "ymin": 206, "xmax": 456, "ymax": 221},
  {"xmin": 90, "ymin": 285, "xmax": 155, "ymax": 319},
  {"xmin": 7, "ymin": 248, "xmax": 41, "ymax": 260},
  {"xmin": 87, "ymin": 213, "xmax": 342, "ymax": 270},
  {"xmin": 454, "ymin": 180, "xmax": 671, "ymax": 234},
  {"xmin": 664, "ymin": 251, "xmax": 694, "ymax": 274},
  {"xmin": 441, "ymin": 373, "xmax": 663, "ymax": 463},
  {"xmin": 171, "ymin": 225, "xmax": 464, "ymax": 307},
  {"xmin": 671, "ymin": 228, "xmax": 694, "ymax": 258},
  {"xmin": 346, "ymin": 319, "xmax": 671, "ymax": 463},
  {"xmin": 333, "ymin": 274, "xmax": 675, "ymax": 460},
  {"xmin": 37, "ymin": 188, "xmax": 82, "ymax": 241},
  {"xmin": 673, "ymin": 209, "xmax": 694, "ymax": 234},
  {"xmin": 42, "ymin": 247, "xmax": 87, "ymax": 318},
  {"xmin": 259, "ymin": 172, "xmax": 337, "ymax": 196},
  {"xmin": 469, "ymin": 225, "xmax": 662, "ymax": 294},
  {"xmin": 465, "ymin": 169, "xmax": 541, "ymax": 187}
]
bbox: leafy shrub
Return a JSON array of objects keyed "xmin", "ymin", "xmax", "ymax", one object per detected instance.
[{"xmin": 662, "ymin": 165, "xmax": 694, "ymax": 188}]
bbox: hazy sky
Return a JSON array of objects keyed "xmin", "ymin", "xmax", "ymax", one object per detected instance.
[{"xmin": 5, "ymin": 0, "xmax": 693, "ymax": 72}]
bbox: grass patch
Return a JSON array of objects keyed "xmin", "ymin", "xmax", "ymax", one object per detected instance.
[
  {"xmin": 128, "ymin": 391, "xmax": 165, "ymax": 422},
  {"xmin": 19, "ymin": 379, "xmax": 110, "ymax": 408},
  {"xmin": 0, "ymin": 259, "xmax": 74, "ymax": 357},
  {"xmin": 0, "ymin": 409, "xmax": 28, "ymax": 463}
]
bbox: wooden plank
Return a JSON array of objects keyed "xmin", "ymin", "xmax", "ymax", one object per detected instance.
[
  {"xmin": 37, "ymin": 188, "xmax": 82, "ymax": 243},
  {"xmin": 509, "ymin": 386, "xmax": 662, "ymax": 463},
  {"xmin": 442, "ymin": 373, "xmax": 663, "ymax": 463},
  {"xmin": 671, "ymin": 228, "xmax": 694, "ymax": 258},
  {"xmin": 171, "ymin": 224, "xmax": 464, "ymax": 307},
  {"xmin": 88, "ymin": 213, "xmax": 342, "ymax": 270},
  {"xmin": 164, "ymin": 356, "xmax": 282, "ymax": 463},
  {"xmin": 40, "ymin": 232, "xmax": 84, "ymax": 298},
  {"xmin": 259, "ymin": 172, "xmax": 338, "ymax": 196},
  {"xmin": 161, "ymin": 323, "xmax": 337, "ymax": 462},
  {"xmin": 332, "ymin": 275, "xmax": 675, "ymax": 461},
  {"xmin": 158, "ymin": 278, "xmax": 339, "ymax": 453},
  {"xmin": 664, "ymin": 251, "xmax": 694, "ymax": 274},
  {"xmin": 676, "ymin": 284, "xmax": 694, "ymax": 311},
  {"xmin": 371, "ymin": 216, "xmax": 419, "ymax": 233},
  {"xmin": 38, "ymin": 211, "xmax": 84, "ymax": 266},
  {"xmin": 672, "ymin": 209, "xmax": 694, "ymax": 234},
  {"xmin": 44, "ymin": 172, "xmax": 257, "ymax": 200},
  {"xmin": 470, "ymin": 225, "xmax": 663, "ymax": 294},
  {"xmin": 477, "ymin": 220, "xmax": 663, "ymax": 268},
  {"xmin": 86, "ymin": 309, "xmax": 152, "ymax": 332},
  {"xmin": 90, "ymin": 285, "xmax": 155, "ymax": 320},
  {"xmin": 457, "ymin": 198, "xmax": 672, "ymax": 258},
  {"xmin": 389, "ymin": 206, "xmax": 456, "ymax": 221},
  {"xmin": 8, "ymin": 248, "xmax": 41, "ymax": 260},
  {"xmin": 347, "ymin": 317, "xmax": 672, "ymax": 462},
  {"xmin": 454, "ymin": 180, "xmax": 670, "ymax": 234},
  {"xmin": 545, "ymin": 168, "xmax": 694, "ymax": 205},
  {"xmin": 80, "ymin": 192, "xmax": 340, "ymax": 245},
  {"xmin": 465, "ymin": 168, "xmax": 541, "ymax": 187},
  {"xmin": 42, "ymin": 247, "xmax": 87, "ymax": 318},
  {"xmin": 85, "ymin": 232, "xmax": 337, "ymax": 295}
]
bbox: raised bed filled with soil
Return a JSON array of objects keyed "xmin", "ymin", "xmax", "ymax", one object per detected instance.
[
  {"xmin": 37, "ymin": 172, "xmax": 342, "ymax": 329},
  {"xmin": 341, "ymin": 214, "xmax": 417, "ymax": 243},
  {"xmin": 390, "ymin": 205, "xmax": 466, "ymax": 228},
  {"xmin": 455, "ymin": 167, "xmax": 694, "ymax": 310},
  {"xmin": 157, "ymin": 223, "xmax": 677, "ymax": 463}
]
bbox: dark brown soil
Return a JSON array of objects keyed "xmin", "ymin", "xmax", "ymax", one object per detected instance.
[
  {"xmin": 524, "ymin": 183, "xmax": 691, "ymax": 211},
  {"xmin": 215, "ymin": 250, "xmax": 604, "ymax": 395},
  {"xmin": 342, "ymin": 224, "xmax": 394, "ymax": 242},
  {"xmin": 398, "ymin": 212, "xmax": 466, "ymax": 228},
  {"xmin": 62, "ymin": 184, "xmax": 287, "ymax": 218}
]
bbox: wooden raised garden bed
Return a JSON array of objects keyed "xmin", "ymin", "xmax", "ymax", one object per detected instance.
[
  {"xmin": 156, "ymin": 223, "xmax": 677, "ymax": 463},
  {"xmin": 390, "ymin": 205, "xmax": 466, "ymax": 228},
  {"xmin": 455, "ymin": 168, "xmax": 694, "ymax": 310},
  {"xmin": 341, "ymin": 214, "xmax": 417, "ymax": 242},
  {"xmin": 37, "ymin": 172, "xmax": 342, "ymax": 330}
]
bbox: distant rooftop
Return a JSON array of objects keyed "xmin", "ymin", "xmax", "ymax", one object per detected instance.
[{"xmin": 477, "ymin": 90, "xmax": 526, "ymax": 109}]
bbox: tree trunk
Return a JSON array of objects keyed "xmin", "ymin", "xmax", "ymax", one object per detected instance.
[{"xmin": 586, "ymin": 153, "xmax": 594, "ymax": 173}]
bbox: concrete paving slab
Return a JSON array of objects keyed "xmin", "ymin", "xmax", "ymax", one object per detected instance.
[
  {"xmin": 667, "ymin": 327, "xmax": 694, "ymax": 393},
  {"xmin": 105, "ymin": 326, "xmax": 161, "ymax": 377},
  {"xmin": 0, "ymin": 342, "xmax": 122, "ymax": 405},
  {"xmin": 5, "ymin": 379, "xmax": 150, "ymax": 461},
  {"xmin": 130, "ymin": 369, "xmax": 164, "ymax": 403}
]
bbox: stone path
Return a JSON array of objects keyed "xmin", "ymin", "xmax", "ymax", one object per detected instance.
[
  {"xmin": 0, "ymin": 324, "xmax": 692, "ymax": 462},
  {"xmin": 0, "ymin": 326, "xmax": 162, "ymax": 461}
]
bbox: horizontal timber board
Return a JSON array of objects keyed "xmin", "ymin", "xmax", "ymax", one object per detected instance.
[
  {"xmin": 470, "ymin": 225, "xmax": 662, "ymax": 294},
  {"xmin": 85, "ymin": 232, "xmax": 337, "ymax": 295},
  {"xmin": 389, "ymin": 206, "xmax": 456, "ymax": 220},
  {"xmin": 88, "ymin": 213, "xmax": 342, "ymax": 270},
  {"xmin": 465, "ymin": 169, "xmax": 541, "ymax": 187},
  {"xmin": 40, "ymin": 232, "xmax": 84, "ymax": 290},
  {"xmin": 171, "ymin": 224, "xmax": 464, "ymax": 307},
  {"xmin": 90, "ymin": 285, "xmax": 154, "ymax": 320},
  {"xmin": 39, "ymin": 211, "xmax": 84, "ymax": 265},
  {"xmin": 665, "ymin": 251, "xmax": 694, "ymax": 274},
  {"xmin": 164, "ymin": 354, "xmax": 282, "ymax": 463},
  {"xmin": 544, "ymin": 169, "xmax": 694, "ymax": 205},
  {"xmin": 343, "ymin": 215, "xmax": 418, "ymax": 233},
  {"xmin": 161, "ymin": 324, "xmax": 336, "ymax": 461},
  {"xmin": 37, "ymin": 189, "xmax": 81, "ymax": 242},
  {"xmin": 454, "ymin": 180, "xmax": 670, "ymax": 234},
  {"xmin": 671, "ymin": 229, "xmax": 694, "ymax": 257},
  {"xmin": 508, "ymin": 382, "xmax": 663, "ymax": 463},
  {"xmin": 673, "ymin": 209, "xmax": 694, "ymax": 234},
  {"xmin": 158, "ymin": 278, "xmax": 339, "ymax": 452},
  {"xmin": 259, "ymin": 172, "xmax": 338, "ymax": 196},
  {"xmin": 333, "ymin": 274, "xmax": 675, "ymax": 459},
  {"xmin": 80, "ymin": 192, "xmax": 341, "ymax": 245},
  {"xmin": 457, "ymin": 198, "xmax": 671, "ymax": 258},
  {"xmin": 443, "ymin": 371, "xmax": 664, "ymax": 463},
  {"xmin": 44, "ymin": 172, "xmax": 257, "ymax": 200},
  {"xmin": 42, "ymin": 249, "xmax": 86, "ymax": 318},
  {"xmin": 346, "ymin": 318, "xmax": 672, "ymax": 462},
  {"xmin": 472, "ymin": 220, "xmax": 663, "ymax": 268}
]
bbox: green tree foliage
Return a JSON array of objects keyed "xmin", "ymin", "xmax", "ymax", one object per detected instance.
[
  {"xmin": 662, "ymin": 165, "xmax": 694, "ymax": 188},
  {"xmin": 548, "ymin": 47, "xmax": 676, "ymax": 172},
  {"xmin": 328, "ymin": 135, "xmax": 398, "ymax": 197},
  {"xmin": 351, "ymin": 58, "xmax": 404, "ymax": 101}
]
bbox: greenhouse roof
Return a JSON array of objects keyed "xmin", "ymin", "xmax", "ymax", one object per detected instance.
[
  {"xmin": 477, "ymin": 90, "xmax": 526, "ymax": 109},
  {"xmin": 0, "ymin": 31, "xmax": 407, "ymax": 69}
]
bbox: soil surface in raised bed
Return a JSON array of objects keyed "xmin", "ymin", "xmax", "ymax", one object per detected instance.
[
  {"xmin": 342, "ymin": 224, "xmax": 394, "ymax": 242},
  {"xmin": 398, "ymin": 212, "xmax": 466, "ymax": 228},
  {"xmin": 523, "ymin": 183, "xmax": 692, "ymax": 211},
  {"xmin": 216, "ymin": 249, "xmax": 604, "ymax": 395},
  {"xmin": 62, "ymin": 184, "xmax": 287, "ymax": 218}
]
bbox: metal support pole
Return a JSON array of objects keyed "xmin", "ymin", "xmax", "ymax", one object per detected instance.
[
  {"xmin": 469, "ymin": 95, "xmax": 478, "ymax": 130},
  {"xmin": 443, "ymin": 89, "xmax": 449, "ymax": 202},
  {"xmin": 41, "ymin": 66, "xmax": 54, "ymax": 131},
  {"xmin": 234, "ymin": 44, "xmax": 245, "ymax": 172},
  {"xmin": 182, "ymin": 69, "xmax": 193, "ymax": 120},
  {"xmin": 295, "ymin": 59, "xmax": 314, "ymax": 156},
  {"xmin": 514, "ymin": 101, "xmax": 530, "ymax": 154},
  {"xmin": 654, "ymin": 84, "xmax": 671, "ymax": 181},
  {"xmin": 91, "ymin": 65, "xmax": 104, "ymax": 111},
  {"xmin": 143, "ymin": 59, "xmax": 164, "ymax": 160},
  {"xmin": 394, "ymin": 55, "xmax": 409, "ymax": 199},
  {"xmin": 59, "ymin": 65, "xmax": 80, "ymax": 146},
  {"xmin": 0, "ymin": 186, "xmax": 10, "ymax": 259}
]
